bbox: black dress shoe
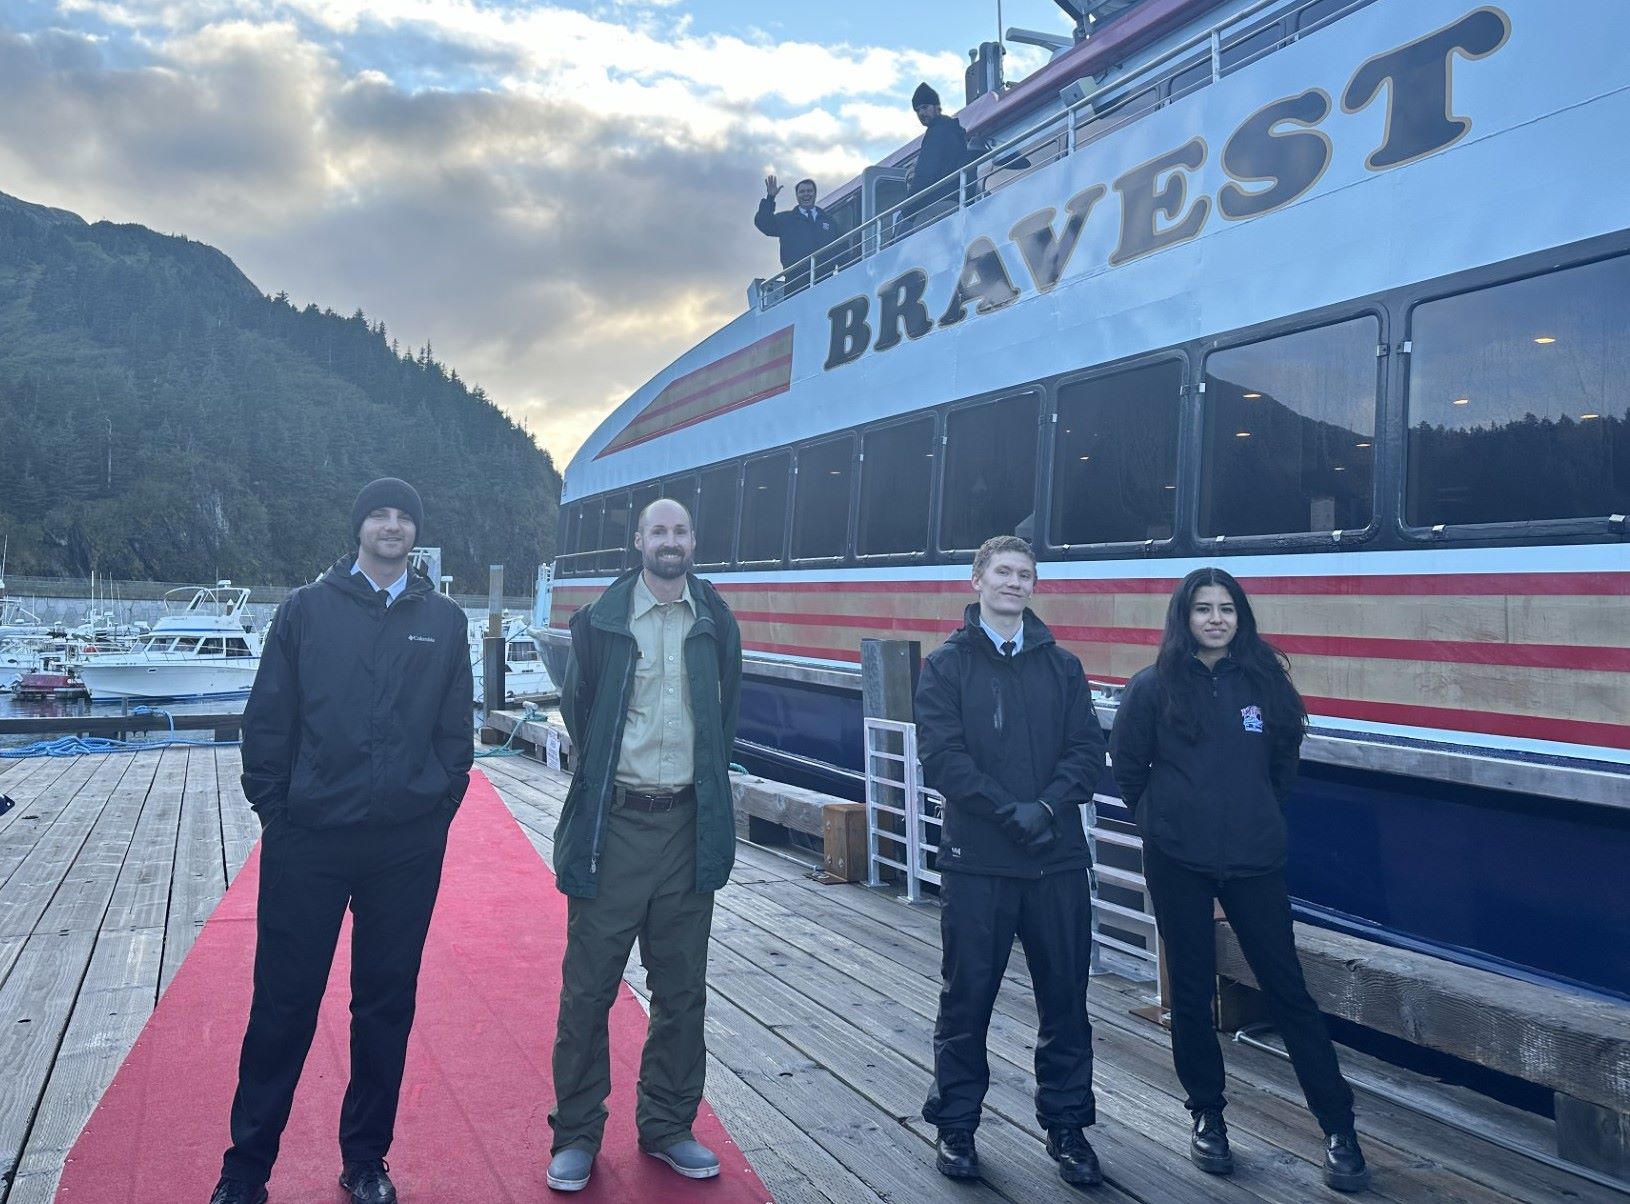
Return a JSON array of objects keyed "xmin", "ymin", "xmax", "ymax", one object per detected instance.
[
  {"xmin": 1324, "ymin": 1131, "xmax": 1370, "ymax": 1192},
  {"xmin": 208, "ymin": 1178, "xmax": 267, "ymax": 1204},
  {"xmin": 1046, "ymin": 1127, "xmax": 1104, "ymax": 1187},
  {"xmin": 340, "ymin": 1158, "xmax": 399, "ymax": 1204},
  {"xmin": 1190, "ymin": 1108, "xmax": 1234, "ymax": 1175},
  {"xmin": 935, "ymin": 1129, "xmax": 980, "ymax": 1180}
]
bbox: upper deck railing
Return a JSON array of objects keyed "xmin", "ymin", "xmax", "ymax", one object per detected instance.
[{"xmin": 754, "ymin": 0, "xmax": 1367, "ymax": 310}]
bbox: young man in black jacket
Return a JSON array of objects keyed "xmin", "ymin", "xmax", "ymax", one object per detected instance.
[
  {"xmin": 903, "ymin": 81, "xmax": 973, "ymax": 230},
  {"xmin": 914, "ymin": 535, "xmax": 1107, "ymax": 1187},
  {"xmin": 209, "ymin": 478, "xmax": 474, "ymax": 1204}
]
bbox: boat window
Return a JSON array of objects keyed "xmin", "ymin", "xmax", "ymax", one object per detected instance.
[
  {"xmin": 172, "ymin": 637, "xmax": 202, "ymax": 654},
  {"xmin": 600, "ymin": 492, "xmax": 632, "ymax": 573},
  {"xmin": 858, "ymin": 415, "xmax": 935, "ymax": 556},
  {"xmin": 1405, "ymin": 255, "xmax": 1630, "ymax": 528},
  {"xmin": 695, "ymin": 464, "xmax": 741, "ymax": 567},
  {"xmin": 226, "ymin": 638, "xmax": 253, "ymax": 657},
  {"xmin": 508, "ymin": 641, "xmax": 540, "ymax": 663},
  {"xmin": 1297, "ymin": 0, "xmax": 1365, "ymax": 34},
  {"xmin": 941, "ymin": 393, "xmax": 1040, "ymax": 551},
  {"xmin": 572, "ymin": 497, "xmax": 604, "ymax": 575},
  {"xmin": 201, "ymin": 638, "xmax": 227, "ymax": 656},
  {"xmin": 559, "ymin": 504, "xmax": 581, "ymax": 570},
  {"xmin": 1050, "ymin": 360, "xmax": 1183, "ymax": 546},
  {"xmin": 1199, "ymin": 316, "xmax": 1379, "ymax": 537},
  {"xmin": 739, "ymin": 453, "xmax": 791, "ymax": 564},
  {"xmin": 630, "ymin": 482, "xmax": 662, "ymax": 537},
  {"xmin": 660, "ymin": 474, "xmax": 699, "ymax": 524},
  {"xmin": 792, "ymin": 437, "xmax": 854, "ymax": 561}
]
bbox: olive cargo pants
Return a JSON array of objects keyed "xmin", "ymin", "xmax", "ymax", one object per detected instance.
[{"xmin": 549, "ymin": 792, "xmax": 714, "ymax": 1154}]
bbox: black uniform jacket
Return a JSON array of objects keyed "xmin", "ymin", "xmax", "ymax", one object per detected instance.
[
  {"xmin": 753, "ymin": 199, "xmax": 842, "ymax": 269},
  {"xmin": 907, "ymin": 114, "xmax": 972, "ymax": 205},
  {"xmin": 1109, "ymin": 658, "xmax": 1301, "ymax": 878},
  {"xmin": 240, "ymin": 555, "xmax": 474, "ymax": 829},
  {"xmin": 914, "ymin": 604, "xmax": 1107, "ymax": 877}
]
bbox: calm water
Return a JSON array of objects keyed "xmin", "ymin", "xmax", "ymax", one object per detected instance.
[{"xmin": 0, "ymin": 692, "xmax": 239, "ymax": 751}]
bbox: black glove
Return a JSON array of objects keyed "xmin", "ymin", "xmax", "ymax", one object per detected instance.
[{"xmin": 1002, "ymin": 800, "xmax": 1056, "ymax": 853}]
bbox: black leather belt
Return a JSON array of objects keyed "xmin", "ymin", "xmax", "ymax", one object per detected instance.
[{"xmin": 618, "ymin": 785, "xmax": 696, "ymax": 812}]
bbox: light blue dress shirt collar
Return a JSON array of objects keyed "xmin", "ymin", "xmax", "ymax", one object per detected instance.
[
  {"xmin": 352, "ymin": 561, "xmax": 408, "ymax": 605},
  {"xmin": 979, "ymin": 617, "xmax": 1023, "ymax": 655}
]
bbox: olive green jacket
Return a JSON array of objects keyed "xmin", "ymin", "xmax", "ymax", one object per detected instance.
[{"xmin": 555, "ymin": 569, "xmax": 742, "ymax": 897}]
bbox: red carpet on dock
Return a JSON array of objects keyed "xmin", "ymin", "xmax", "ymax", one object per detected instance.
[{"xmin": 55, "ymin": 772, "xmax": 771, "ymax": 1203}]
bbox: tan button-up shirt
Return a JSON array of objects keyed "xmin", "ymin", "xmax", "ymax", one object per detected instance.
[{"xmin": 615, "ymin": 573, "xmax": 697, "ymax": 792}]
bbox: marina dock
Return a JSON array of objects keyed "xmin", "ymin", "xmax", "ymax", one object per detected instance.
[{"xmin": 0, "ymin": 746, "xmax": 1622, "ymax": 1203}]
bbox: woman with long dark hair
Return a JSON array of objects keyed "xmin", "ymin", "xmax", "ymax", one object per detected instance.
[{"xmin": 1109, "ymin": 567, "xmax": 1369, "ymax": 1192}]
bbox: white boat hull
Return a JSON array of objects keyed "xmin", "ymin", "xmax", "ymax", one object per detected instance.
[{"xmin": 78, "ymin": 657, "xmax": 260, "ymax": 700}]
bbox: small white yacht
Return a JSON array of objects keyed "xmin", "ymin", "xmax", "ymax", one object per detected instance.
[
  {"xmin": 471, "ymin": 614, "xmax": 554, "ymax": 703},
  {"xmin": 77, "ymin": 583, "xmax": 261, "ymax": 701}
]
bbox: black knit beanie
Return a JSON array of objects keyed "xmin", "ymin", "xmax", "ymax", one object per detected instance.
[
  {"xmin": 350, "ymin": 477, "xmax": 424, "ymax": 539},
  {"xmin": 912, "ymin": 81, "xmax": 941, "ymax": 108}
]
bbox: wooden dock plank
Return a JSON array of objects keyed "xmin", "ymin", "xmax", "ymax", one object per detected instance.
[
  {"xmin": 160, "ymin": 749, "xmax": 226, "ymax": 994},
  {"xmin": 214, "ymin": 747, "xmax": 259, "ymax": 884},
  {"xmin": 0, "ymin": 755, "xmax": 129, "ymax": 940},
  {"xmin": 0, "ymin": 757, "xmax": 105, "ymax": 888},
  {"xmin": 102, "ymin": 749, "xmax": 188, "ymax": 936},
  {"xmin": 4, "ymin": 928, "xmax": 165, "ymax": 1204}
]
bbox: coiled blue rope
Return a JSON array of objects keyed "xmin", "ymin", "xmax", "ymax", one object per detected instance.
[{"xmin": 0, "ymin": 707, "xmax": 241, "ymax": 759}]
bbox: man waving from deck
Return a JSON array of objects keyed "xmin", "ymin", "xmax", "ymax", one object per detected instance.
[
  {"xmin": 915, "ymin": 535, "xmax": 1107, "ymax": 1188},
  {"xmin": 546, "ymin": 498, "xmax": 742, "ymax": 1193}
]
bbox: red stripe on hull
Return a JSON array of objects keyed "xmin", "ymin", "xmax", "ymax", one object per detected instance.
[
  {"xmin": 700, "ymin": 572, "xmax": 1630, "ymax": 597},
  {"xmin": 727, "ymin": 610, "xmax": 1630, "ymax": 672}
]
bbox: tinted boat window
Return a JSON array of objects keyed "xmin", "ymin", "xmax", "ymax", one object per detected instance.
[
  {"xmin": 859, "ymin": 416, "xmax": 935, "ymax": 556},
  {"xmin": 695, "ymin": 464, "xmax": 739, "ymax": 567},
  {"xmin": 660, "ymin": 474, "xmax": 698, "ymax": 524},
  {"xmin": 1051, "ymin": 360, "xmax": 1182, "ymax": 545},
  {"xmin": 739, "ymin": 453, "xmax": 791, "ymax": 563},
  {"xmin": 793, "ymin": 437, "xmax": 854, "ymax": 561},
  {"xmin": 600, "ymin": 492, "xmax": 632, "ymax": 572},
  {"xmin": 1406, "ymin": 255, "xmax": 1630, "ymax": 527},
  {"xmin": 574, "ymin": 497, "xmax": 603, "ymax": 573},
  {"xmin": 1200, "ymin": 316, "xmax": 1379, "ymax": 537},
  {"xmin": 941, "ymin": 393, "xmax": 1039, "ymax": 550},
  {"xmin": 630, "ymin": 482, "xmax": 662, "ymax": 538}
]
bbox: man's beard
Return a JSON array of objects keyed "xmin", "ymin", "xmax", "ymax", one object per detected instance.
[{"xmin": 643, "ymin": 548, "xmax": 692, "ymax": 580}]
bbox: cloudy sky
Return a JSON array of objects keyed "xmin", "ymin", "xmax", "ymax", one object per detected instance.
[{"xmin": 0, "ymin": 0, "xmax": 1073, "ymax": 466}]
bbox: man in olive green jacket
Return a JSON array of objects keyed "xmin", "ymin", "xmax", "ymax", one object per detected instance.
[{"xmin": 546, "ymin": 498, "xmax": 742, "ymax": 1193}]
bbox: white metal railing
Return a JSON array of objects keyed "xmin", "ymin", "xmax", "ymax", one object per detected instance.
[
  {"xmin": 759, "ymin": 0, "xmax": 1362, "ymax": 308},
  {"xmin": 863, "ymin": 717, "xmax": 1159, "ymax": 979},
  {"xmin": 863, "ymin": 718, "xmax": 942, "ymax": 903}
]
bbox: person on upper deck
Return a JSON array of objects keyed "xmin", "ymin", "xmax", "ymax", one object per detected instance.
[
  {"xmin": 754, "ymin": 176, "xmax": 844, "ymax": 294},
  {"xmin": 903, "ymin": 81, "xmax": 974, "ymax": 229}
]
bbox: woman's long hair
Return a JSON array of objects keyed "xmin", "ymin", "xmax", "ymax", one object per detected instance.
[{"xmin": 1154, "ymin": 567, "xmax": 1307, "ymax": 742}]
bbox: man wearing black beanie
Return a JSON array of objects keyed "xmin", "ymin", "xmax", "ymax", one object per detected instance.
[
  {"xmin": 905, "ymin": 79, "xmax": 975, "ymax": 230},
  {"xmin": 209, "ymin": 478, "xmax": 473, "ymax": 1204}
]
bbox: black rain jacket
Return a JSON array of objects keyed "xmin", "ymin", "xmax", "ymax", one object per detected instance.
[
  {"xmin": 240, "ymin": 555, "xmax": 474, "ymax": 829},
  {"xmin": 753, "ymin": 200, "xmax": 844, "ymax": 269},
  {"xmin": 906, "ymin": 114, "xmax": 974, "ymax": 211},
  {"xmin": 1108, "ymin": 657, "xmax": 1301, "ymax": 878},
  {"xmin": 913, "ymin": 604, "xmax": 1107, "ymax": 878}
]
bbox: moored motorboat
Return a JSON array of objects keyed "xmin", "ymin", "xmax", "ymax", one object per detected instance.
[{"xmin": 77, "ymin": 583, "xmax": 261, "ymax": 701}]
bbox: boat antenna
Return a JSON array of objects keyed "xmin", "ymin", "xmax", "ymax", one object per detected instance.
[{"xmin": 996, "ymin": 0, "xmax": 1003, "ymax": 49}]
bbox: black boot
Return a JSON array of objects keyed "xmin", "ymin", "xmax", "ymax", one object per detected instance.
[
  {"xmin": 1324, "ymin": 1131, "xmax": 1370, "ymax": 1192},
  {"xmin": 1190, "ymin": 1108, "xmax": 1234, "ymax": 1175},
  {"xmin": 935, "ymin": 1129, "xmax": 980, "ymax": 1180},
  {"xmin": 1046, "ymin": 1127, "xmax": 1104, "ymax": 1187}
]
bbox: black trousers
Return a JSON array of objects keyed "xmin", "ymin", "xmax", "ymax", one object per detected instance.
[
  {"xmin": 1143, "ymin": 841, "xmax": 1355, "ymax": 1135},
  {"xmin": 221, "ymin": 811, "xmax": 450, "ymax": 1186},
  {"xmin": 923, "ymin": 869, "xmax": 1097, "ymax": 1133}
]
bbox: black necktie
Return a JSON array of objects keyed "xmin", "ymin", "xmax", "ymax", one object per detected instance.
[
  {"xmin": 1001, "ymin": 640, "xmax": 1016, "ymax": 659},
  {"xmin": 378, "ymin": 589, "xmax": 391, "ymax": 609}
]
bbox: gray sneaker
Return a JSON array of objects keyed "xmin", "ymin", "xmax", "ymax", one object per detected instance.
[
  {"xmin": 546, "ymin": 1147, "xmax": 594, "ymax": 1192},
  {"xmin": 645, "ymin": 1139, "xmax": 721, "ymax": 1180}
]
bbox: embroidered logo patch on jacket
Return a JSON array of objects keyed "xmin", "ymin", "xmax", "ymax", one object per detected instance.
[{"xmin": 1240, "ymin": 705, "xmax": 1264, "ymax": 733}]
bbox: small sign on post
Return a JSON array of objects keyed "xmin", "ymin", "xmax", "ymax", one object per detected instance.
[{"xmin": 545, "ymin": 727, "xmax": 562, "ymax": 771}]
